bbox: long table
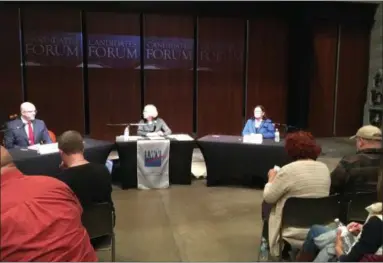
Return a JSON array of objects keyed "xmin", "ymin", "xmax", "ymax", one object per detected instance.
[
  {"xmin": 9, "ymin": 138, "xmax": 114, "ymax": 176},
  {"xmin": 197, "ymin": 135, "xmax": 290, "ymax": 187},
  {"xmin": 115, "ymin": 138, "xmax": 195, "ymax": 189}
]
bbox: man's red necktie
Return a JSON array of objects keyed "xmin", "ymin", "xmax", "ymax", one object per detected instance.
[{"xmin": 28, "ymin": 121, "xmax": 35, "ymax": 145}]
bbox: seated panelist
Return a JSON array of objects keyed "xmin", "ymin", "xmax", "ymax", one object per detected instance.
[
  {"xmin": 242, "ymin": 105, "xmax": 275, "ymax": 139},
  {"xmin": 137, "ymin": 104, "xmax": 172, "ymax": 137},
  {"xmin": 4, "ymin": 102, "xmax": 52, "ymax": 149}
]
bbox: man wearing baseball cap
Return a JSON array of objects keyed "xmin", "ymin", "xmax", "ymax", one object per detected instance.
[{"xmin": 330, "ymin": 125, "xmax": 382, "ymax": 194}]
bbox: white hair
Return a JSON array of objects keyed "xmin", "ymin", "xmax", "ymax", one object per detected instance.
[
  {"xmin": 20, "ymin": 102, "xmax": 36, "ymax": 112},
  {"xmin": 143, "ymin": 104, "xmax": 158, "ymax": 119}
]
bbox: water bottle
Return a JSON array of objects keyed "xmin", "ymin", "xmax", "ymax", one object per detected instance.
[
  {"xmin": 334, "ymin": 218, "xmax": 353, "ymax": 253},
  {"xmin": 123, "ymin": 126, "xmax": 130, "ymax": 141},
  {"xmin": 259, "ymin": 237, "xmax": 269, "ymax": 261},
  {"xmin": 274, "ymin": 128, "xmax": 280, "ymax": 142}
]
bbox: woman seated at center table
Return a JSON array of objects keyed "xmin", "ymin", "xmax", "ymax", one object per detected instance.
[
  {"xmin": 137, "ymin": 104, "xmax": 172, "ymax": 137},
  {"xmin": 242, "ymin": 105, "xmax": 275, "ymax": 139}
]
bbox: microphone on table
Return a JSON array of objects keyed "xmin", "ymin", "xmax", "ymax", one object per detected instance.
[{"xmin": 106, "ymin": 122, "xmax": 148, "ymax": 136}]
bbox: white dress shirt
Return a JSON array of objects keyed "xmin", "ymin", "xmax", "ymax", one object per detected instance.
[{"xmin": 21, "ymin": 117, "xmax": 34, "ymax": 139}]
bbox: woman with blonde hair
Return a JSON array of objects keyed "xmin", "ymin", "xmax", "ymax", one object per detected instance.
[{"xmin": 137, "ymin": 104, "xmax": 172, "ymax": 137}]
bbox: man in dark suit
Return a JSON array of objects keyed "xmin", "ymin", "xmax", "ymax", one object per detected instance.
[{"xmin": 4, "ymin": 102, "xmax": 52, "ymax": 149}]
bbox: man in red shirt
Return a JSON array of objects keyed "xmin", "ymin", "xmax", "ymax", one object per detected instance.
[{"xmin": 0, "ymin": 146, "xmax": 97, "ymax": 262}]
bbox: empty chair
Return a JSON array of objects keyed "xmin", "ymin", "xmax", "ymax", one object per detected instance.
[{"xmin": 82, "ymin": 203, "xmax": 115, "ymax": 262}]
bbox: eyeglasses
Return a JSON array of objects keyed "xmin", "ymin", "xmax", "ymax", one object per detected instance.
[{"xmin": 23, "ymin": 110, "xmax": 37, "ymax": 114}]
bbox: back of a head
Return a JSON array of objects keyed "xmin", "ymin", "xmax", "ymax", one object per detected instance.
[
  {"xmin": 58, "ymin": 130, "xmax": 84, "ymax": 155},
  {"xmin": 1, "ymin": 146, "xmax": 14, "ymax": 171},
  {"xmin": 352, "ymin": 125, "xmax": 382, "ymax": 143},
  {"xmin": 285, "ymin": 131, "xmax": 321, "ymax": 161},
  {"xmin": 143, "ymin": 104, "xmax": 158, "ymax": 119}
]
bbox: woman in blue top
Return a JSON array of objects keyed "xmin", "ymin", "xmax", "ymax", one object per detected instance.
[{"xmin": 242, "ymin": 105, "xmax": 275, "ymax": 139}]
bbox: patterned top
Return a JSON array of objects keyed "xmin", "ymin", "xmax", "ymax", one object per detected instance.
[{"xmin": 330, "ymin": 148, "xmax": 382, "ymax": 194}]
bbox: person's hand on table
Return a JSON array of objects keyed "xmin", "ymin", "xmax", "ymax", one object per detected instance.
[
  {"xmin": 335, "ymin": 229, "xmax": 344, "ymax": 258},
  {"xmin": 267, "ymin": 169, "xmax": 277, "ymax": 183},
  {"xmin": 157, "ymin": 131, "xmax": 164, "ymax": 136},
  {"xmin": 347, "ymin": 222, "xmax": 362, "ymax": 235}
]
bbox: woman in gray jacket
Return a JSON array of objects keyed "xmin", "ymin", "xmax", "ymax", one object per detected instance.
[{"xmin": 137, "ymin": 104, "xmax": 172, "ymax": 137}]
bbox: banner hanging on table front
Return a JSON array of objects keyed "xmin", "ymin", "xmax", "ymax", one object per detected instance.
[{"xmin": 137, "ymin": 140, "xmax": 170, "ymax": 190}]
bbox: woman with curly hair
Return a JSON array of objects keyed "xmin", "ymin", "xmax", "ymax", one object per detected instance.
[{"xmin": 262, "ymin": 131, "xmax": 331, "ymax": 258}]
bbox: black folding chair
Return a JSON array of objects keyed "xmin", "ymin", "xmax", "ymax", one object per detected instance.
[
  {"xmin": 338, "ymin": 167, "xmax": 379, "ymax": 223},
  {"xmin": 345, "ymin": 192, "xmax": 377, "ymax": 223},
  {"xmin": 277, "ymin": 195, "xmax": 341, "ymax": 261},
  {"xmin": 82, "ymin": 203, "xmax": 115, "ymax": 262}
]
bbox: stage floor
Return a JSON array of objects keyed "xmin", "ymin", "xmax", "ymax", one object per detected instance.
[{"xmin": 102, "ymin": 137, "xmax": 355, "ymax": 262}]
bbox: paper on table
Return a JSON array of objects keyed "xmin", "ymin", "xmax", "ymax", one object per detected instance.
[
  {"xmin": 126, "ymin": 136, "xmax": 143, "ymax": 141},
  {"xmin": 148, "ymin": 136, "xmax": 166, "ymax": 140},
  {"xmin": 167, "ymin": 134, "xmax": 194, "ymax": 141},
  {"xmin": 37, "ymin": 143, "xmax": 59, "ymax": 155},
  {"xmin": 28, "ymin": 144, "xmax": 41, "ymax": 151},
  {"xmin": 116, "ymin": 135, "xmax": 143, "ymax": 142}
]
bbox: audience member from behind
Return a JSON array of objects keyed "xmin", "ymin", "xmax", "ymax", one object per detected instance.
[
  {"xmin": 137, "ymin": 104, "xmax": 172, "ymax": 137},
  {"xmin": 4, "ymin": 102, "xmax": 52, "ymax": 149},
  {"xmin": 56, "ymin": 131, "xmax": 114, "ymax": 217},
  {"xmin": 330, "ymin": 125, "xmax": 382, "ymax": 194},
  {"xmin": 242, "ymin": 105, "xmax": 275, "ymax": 138},
  {"xmin": 262, "ymin": 131, "xmax": 331, "ymax": 258},
  {"xmin": 296, "ymin": 171, "xmax": 383, "ymax": 262},
  {"xmin": 0, "ymin": 146, "xmax": 97, "ymax": 262}
]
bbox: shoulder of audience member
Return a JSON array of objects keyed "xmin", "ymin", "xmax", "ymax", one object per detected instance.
[
  {"xmin": 26, "ymin": 175, "xmax": 72, "ymax": 191},
  {"xmin": 264, "ymin": 118, "xmax": 273, "ymax": 123},
  {"xmin": 281, "ymin": 159, "xmax": 329, "ymax": 174},
  {"xmin": 339, "ymin": 151, "xmax": 376, "ymax": 168},
  {"xmin": 88, "ymin": 162, "xmax": 111, "ymax": 174},
  {"xmin": 365, "ymin": 215, "xmax": 383, "ymax": 229}
]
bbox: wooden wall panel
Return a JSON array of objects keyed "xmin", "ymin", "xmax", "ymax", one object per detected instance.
[
  {"xmin": 247, "ymin": 18, "xmax": 289, "ymax": 126},
  {"xmin": 144, "ymin": 15, "xmax": 194, "ymax": 134},
  {"xmin": 87, "ymin": 12, "xmax": 141, "ymax": 140},
  {"xmin": 23, "ymin": 9, "xmax": 84, "ymax": 136},
  {"xmin": 336, "ymin": 24, "xmax": 370, "ymax": 136},
  {"xmin": 197, "ymin": 17, "xmax": 244, "ymax": 136},
  {"xmin": 308, "ymin": 23, "xmax": 338, "ymax": 137},
  {"xmin": 0, "ymin": 8, "xmax": 23, "ymax": 123}
]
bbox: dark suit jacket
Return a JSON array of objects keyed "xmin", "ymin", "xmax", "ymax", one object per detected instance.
[{"xmin": 4, "ymin": 118, "xmax": 52, "ymax": 149}]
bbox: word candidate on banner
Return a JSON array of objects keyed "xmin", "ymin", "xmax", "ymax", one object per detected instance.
[{"xmin": 144, "ymin": 148, "xmax": 164, "ymax": 168}]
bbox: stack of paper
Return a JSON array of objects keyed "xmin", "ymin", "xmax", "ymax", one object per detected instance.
[{"xmin": 37, "ymin": 143, "xmax": 59, "ymax": 155}]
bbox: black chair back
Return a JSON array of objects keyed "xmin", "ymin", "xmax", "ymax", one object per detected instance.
[
  {"xmin": 346, "ymin": 192, "xmax": 377, "ymax": 223},
  {"xmin": 281, "ymin": 195, "xmax": 341, "ymax": 229},
  {"xmin": 82, "ymin": 202, "xmax": 114, "ymax": 239},
  {"xmin": 276, "ymin": 195, "xmax": 341, "ymax": 261}
]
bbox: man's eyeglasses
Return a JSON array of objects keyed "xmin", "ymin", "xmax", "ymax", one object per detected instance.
[{"xmin": 23, "ymin": 110, "xmax": 37, "ymax": 114}]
